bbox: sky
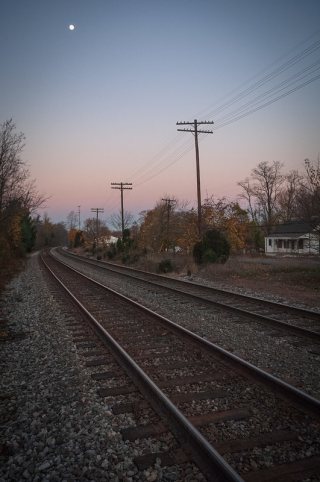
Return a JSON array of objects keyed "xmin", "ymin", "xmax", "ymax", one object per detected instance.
[{"xmin": 1, "ymin": 0, "xmax": 320, "ymax": 226}]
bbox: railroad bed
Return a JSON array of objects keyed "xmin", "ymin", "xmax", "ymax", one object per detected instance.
[
  {"xmin": 41, "ymin": 249, "xmax": 320, "ymax": 481},
  {"xmin": 54, "ymin": 248, "xmax": 320, "ymax": 398}
]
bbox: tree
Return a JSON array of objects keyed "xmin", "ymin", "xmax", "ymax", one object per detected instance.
[
  {"xmin": 108, "ymin": 210, "xmax": 134, "ymax": 232},
  {"xmin": 202, "ymin": 197, "xmax": 250, "ymax": 252},
  {"xmin": 0, "ymin": 119, "xmax": 46, "ymax": 261},
  {"xmin": 193, "ymin": 229, "xmax": 230, "ymax": 265},
  {"xmin": 295, "ymin": 158, "xmax": 320, "ymax": 230},
  {"xmin": 82, "ymin": 217, "xmax": 109, "ymax": 243},
  {"xmin": 66, "ymin": 210, "xmax": 78, "ymax": 231},
  {"xmin": 238, "ymin": 161, "xmax": 285, "ymax": 233},
  {"xmin": 278, "ymin": 170, "xmax": 302, "ymax": 222},
  {"xmin": 20, "ymin": 213, "xmax": 37, "ymax": 253}
]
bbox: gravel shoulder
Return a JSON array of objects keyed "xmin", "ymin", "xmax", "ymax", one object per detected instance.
[{"xmin": 0, "ymin": 254, "xmax": 201, "ymax": 482}]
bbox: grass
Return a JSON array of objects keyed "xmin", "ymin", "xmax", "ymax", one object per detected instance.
[{"xmin": 204, "ymin": 257, "xmax": 320, "ymax": 289}]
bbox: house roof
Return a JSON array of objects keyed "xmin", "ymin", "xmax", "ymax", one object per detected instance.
[{"xmin": 267, "ymin": 218, "xmax": 313, "ymax": 238}]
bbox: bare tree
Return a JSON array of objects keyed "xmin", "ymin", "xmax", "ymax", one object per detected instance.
[
  {"xmin": 278, "ymin": 170, "xmax": 302, "ymax": 222},
  {"xmin": 108, "ymin": 210, "xmax": 134, "ymax": 232},
  {"xmin": 295, "ymin": 158, "xmax": 320, "ymax": 228},
  {"xmin": 66, "ymin": 210, "xmax": 78, "ymax": 231},
  {"xmin": 83, "ymin": 217, "xmax": 109, "ymax": 243},
  {"xmin": 238, "ymin": 161, "xmax": 285, "ymax": 233},
  {"xmin": 237, "ymin": 178, "xmax": 257, "ymax": 221},
  {"xmin": 0, "ymin": 120, "xmax": 47, "ymax": 260}
]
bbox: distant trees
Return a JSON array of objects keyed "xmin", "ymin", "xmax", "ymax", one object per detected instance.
[
  {"xmin": 34, "ymin": 214, "xmax": 68, "ymax": 249},
  {"xmin": 108, "ymin": 210, "xmax": 134, "ymax": 232},
  {"xmin": 66, "ymin": 210, "xmax": 78, "ymax": 231},
  {"xmin": 237, "ymin": 158, "xmax": 320, "ymax": 246},
  {"xmin": 82, "ymin": 217, "xmax": 109, "ymax": 243}
]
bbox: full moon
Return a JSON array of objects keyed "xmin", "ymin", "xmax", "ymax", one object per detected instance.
[{"xmin": 69, "ymin": 25, "xmax": 74, "ymax": 30}]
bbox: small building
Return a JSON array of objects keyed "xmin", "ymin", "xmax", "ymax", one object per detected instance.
[
  {"xmin": 99, "ymin": 235, "xmax": 118, "ymax": 246},
  {"xmin": 265, "ymin": 218, "xmax": 320, "ymax": 255}
]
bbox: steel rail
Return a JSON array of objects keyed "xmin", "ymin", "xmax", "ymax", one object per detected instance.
[
  {"xmin": 49, "ymin": 250, "xmax": 320, "ymax": 418},
  {"xmin": 40, "ymin": 252, "xmax": 244, "ymax": 482},
  {"xmin": 60, "ymin": 248, "xmax": 320, "ymax": 321},
  {"xmin": 57, "ymin": 249, "xmax": 320, "ymax": 343}
]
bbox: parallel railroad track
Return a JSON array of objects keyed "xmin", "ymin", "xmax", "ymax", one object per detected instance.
[
  {"xmin": 57, "ymin": 248, "xmax": 320, "ymax": 345},
  {"xmin": 41, "ymin": 250, "xmax": 320, "ymax": 482}
]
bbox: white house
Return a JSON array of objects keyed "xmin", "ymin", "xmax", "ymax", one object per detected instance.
[
  {"xmin": 99, "ymin": 235, "xmax": 118, "ymax": 246},
  {"xmin": 265, "ymin": 218, "xmax": 320, "ymax": 255}
]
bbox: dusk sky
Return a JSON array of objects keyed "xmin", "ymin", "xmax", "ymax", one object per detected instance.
[{"xmin": 1, "ymin": 0, "xmax": 320, "ymax": 225}]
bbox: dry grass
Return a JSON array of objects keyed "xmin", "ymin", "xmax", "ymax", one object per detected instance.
[{"xmin": 204, "ymin": 257, "xmax": 320, "ymax": 290}]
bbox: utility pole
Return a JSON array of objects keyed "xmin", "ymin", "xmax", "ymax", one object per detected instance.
[
  {"xmin": 91, "ymin": 208, "xmax": 104, "ymax": 247},
  {"xmin": 162, "ymin": 198, "xmax": 176, "ymax": 249},
  {"xmin": 77, "ymin": 205, "xmax": 81, "ymax": 231},
  {"xmin": 111, "ymin": 182, "xmax": 132, "ymax": 238},
  {"xmin": 176, "ymin": 119, "xmax": 213, "ymax": 234}
]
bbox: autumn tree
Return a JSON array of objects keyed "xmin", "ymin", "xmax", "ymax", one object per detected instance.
[
  {"xmin": 202, "ymin": 197, "xmax": 250, "ymax": 252},
  {"xmin": 0, "ymin": 119, "xmax": 46, "ymax": 262},
  {"xmin": 35, "ymin": 215, "xmax": 68, "ymax": 249},
  {"xmin": 138, "ymin": 201, "xmax": 168, "ymax": 251}
]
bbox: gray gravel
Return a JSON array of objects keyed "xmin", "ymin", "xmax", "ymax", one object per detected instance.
[
  {"xmin": 53, "ymin": 249, "xmax": 320, "ymax": 398},
  {"xmin": 0, "ymin": 254, "xmax": 205, "ymax": 481}
]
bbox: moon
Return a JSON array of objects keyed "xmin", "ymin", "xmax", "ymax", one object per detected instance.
[{"xmin": 69, "ymin": 25, "xmax": 74, "ymax": 30}]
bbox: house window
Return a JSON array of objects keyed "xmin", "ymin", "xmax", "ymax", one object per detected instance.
[
  {"xmin": 291, "ymin": 240, "xmax": 295, "ymax": 250},
  {"xmin": 268, "ymin": 239, "xmax": 272, "ymax": 246},
  {"xmin": 298, "ymin": 239, "xmax": 304, "ymax": 249},
  {"xmin": 277, "ymin": 240, "xmax": 282, "ymax": 249}
]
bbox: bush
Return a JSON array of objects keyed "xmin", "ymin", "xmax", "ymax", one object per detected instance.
[
  {"xmin": 202, "ymin": 249, "xmax": 218, "ymax": 264},
  {"xmin": 122, "ymin": 254, "xmax": 130, "ymax": 264},
  {"xmin": 97, "ymin": 255, "xmax": 102, "ymax": 260},
  {"xmin": 157, "ymin": 259, "xmax": 174, "ymax": 273},
  {"xmin": 133, "ymin": 254, "xmax": 140, "ymax": 262},
  {"xmin": 193, "ymin": 229, "xmax": 230, "ymax": 265},
  {"xmin": 107, "ymin": 251, "xmax": 114, "ymax": 260}
]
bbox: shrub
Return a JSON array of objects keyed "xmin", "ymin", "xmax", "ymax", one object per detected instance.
[
  {"xmin": 107, "ymin": 251, "xmax": 114, "ymax": 260},
  {"xmin": 97, "ymin": 255, "xmax": 102, "ymax": 260},
  {"xmin": 122, "ymin": 254, "xmax": 130, "ymax": 264},
  {"xmin": 202, "ymin": 249, "xmax": 218, "ymax": 264},
  {"xmin": 193, "ymin": 229, "xmax": 230, "ymax": 265},
  {"xmin": 157, "ymin": 259, "xmax": 174, "ymax": 273}
]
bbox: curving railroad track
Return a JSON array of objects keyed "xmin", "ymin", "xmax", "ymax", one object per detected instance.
[{"xmin": 40, "ymin": 249, "xmax": 320, "ymax": 482}]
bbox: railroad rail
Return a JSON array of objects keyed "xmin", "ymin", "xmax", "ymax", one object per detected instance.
[
  {"xmin": 56, "ymin": 248, "xmax": 320, "ymax": 344},
  {"xmin": 40, "ymin": 250, "xmax": 320, "ymax": 481}
]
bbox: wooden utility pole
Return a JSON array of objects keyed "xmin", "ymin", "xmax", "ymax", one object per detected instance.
[
  {"xmin": 91, "ymin": 208, "xmax": 104, "ymax": 247},
  {"xmin": 176, "ymin": 119, "xmax": 213, "ymax": 234},
  {"xmin": 77, "ymin": 205, "xmax": 81, "ymax": 231},
  {"xmin": 162, "ymin": 198, "xmax": 176, "ymax": 249},
  {"xmin": 111, "ymin": 182, "xmax": 132, "ymax": 238}
]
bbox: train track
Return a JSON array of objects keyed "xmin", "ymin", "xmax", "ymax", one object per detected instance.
[
  {"xmin": 56, "ymin": 248, "xmax": 320, "ymax": 344},
  {"xmin": 41, "ymin": 250, "xmax": 320, "ymax": 481}
]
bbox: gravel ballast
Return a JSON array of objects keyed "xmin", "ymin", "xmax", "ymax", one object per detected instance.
[
  {"xmin": 53, "ymin": 249, "xmax": 320, "ymax": 398},
  {"xmin": 0, "ymin": 254, "xmax": 205, "ymax": 482}
]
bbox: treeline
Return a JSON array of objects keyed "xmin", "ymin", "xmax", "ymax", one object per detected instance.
[
  {"xmin": 238, "ymin": 159, "xmax": 320, "ymax": 234},
  {"xmin": 0, "ymin": 119, "xmax": 46, "ymax": 267},
  {"xmin": 67, "ymin": 158, "xmax": 320, "ymax": 264}
]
